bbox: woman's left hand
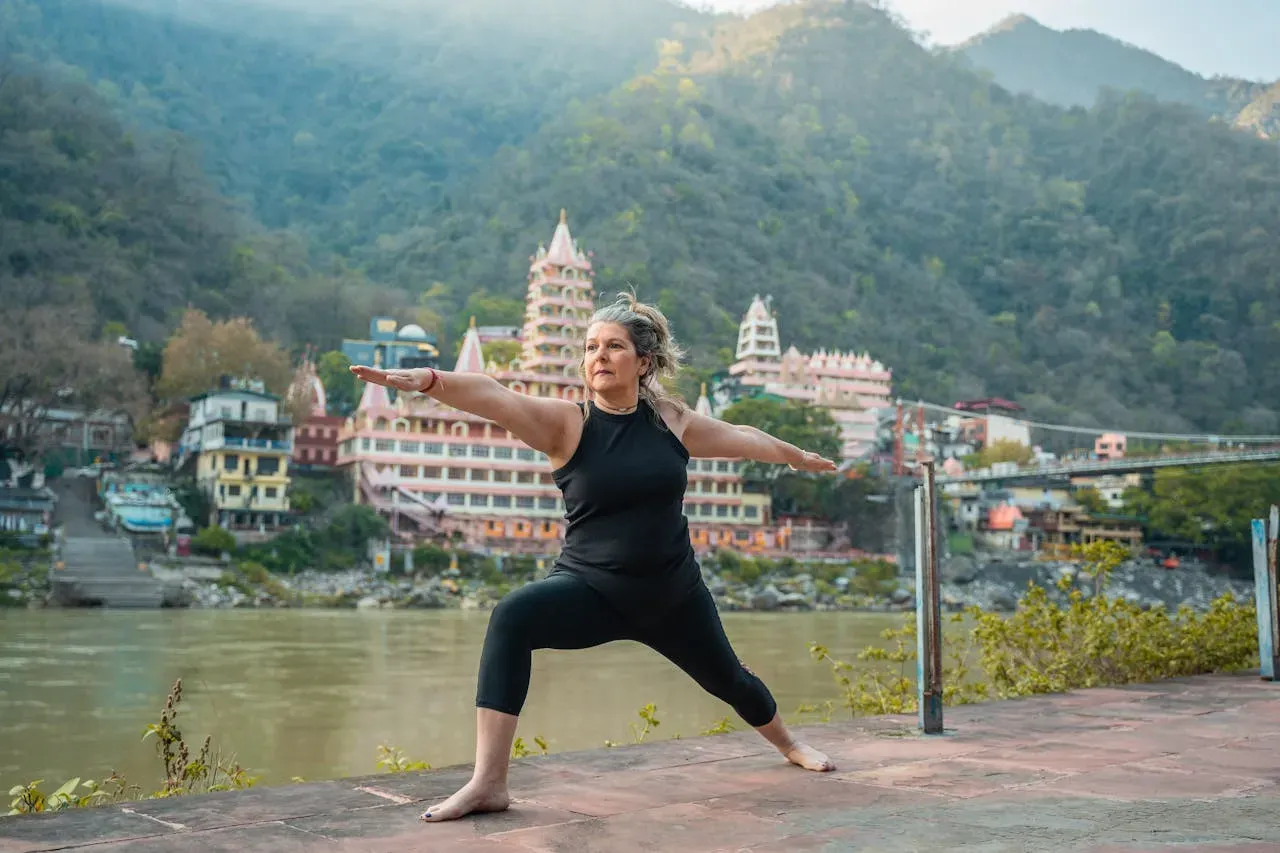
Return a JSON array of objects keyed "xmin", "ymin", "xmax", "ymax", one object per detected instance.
[{"xmin": 789, "ymin": 451, "xmax": 838, "ymax": 473}]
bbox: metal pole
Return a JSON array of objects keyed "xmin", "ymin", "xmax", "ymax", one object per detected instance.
[
  {"xmin": 1252, "ymin": 508, "xmax": 1277, "ymax": 681},
  {"xmin": 916, "ymin": 460, "xmax": 943, "ymax": 733}
]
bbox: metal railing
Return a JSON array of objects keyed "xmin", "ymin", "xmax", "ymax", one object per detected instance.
[{"xmin": 938, "ymin": 448, "xmax": 1280, "ymax": 485}]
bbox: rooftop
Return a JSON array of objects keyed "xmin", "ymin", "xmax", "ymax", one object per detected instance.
[{"xmin": 4, "ymin": 672, "xmax": 1276, "ymax": 851}]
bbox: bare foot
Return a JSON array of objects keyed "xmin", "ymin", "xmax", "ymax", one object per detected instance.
[
  {"xmin": 419, "ymin": 777, "xmax": 511, "ymax": 822},
  {"xmin": 783, "ymin": 742, "xmax": 836, "ymax": 772}
]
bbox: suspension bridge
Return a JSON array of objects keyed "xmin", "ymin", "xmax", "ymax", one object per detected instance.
[{"xmin": 887, "ymin": 397, "xmax": 1280, "ymax": 485}]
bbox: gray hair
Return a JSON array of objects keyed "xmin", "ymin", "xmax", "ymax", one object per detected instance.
[{"xmin": 583, "ymin": 291, "xmax": 687, "ymax": 416}]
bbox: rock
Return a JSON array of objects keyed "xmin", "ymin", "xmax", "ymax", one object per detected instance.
[
  {"xmin": 751, "ymin": 584, "xmax": 782, "ymax": 611},
  {"xmin": 355, "ymin": 596, "xmax": 380, "ymax": 610},
  {"xmin": 777, "ymin": 592, "xmax": 812, "ymax": 610},
  {"xmin": 889, "ymin": 587, "xmax": 912, "ymax": 605},
  {"xmin": 941, "ymin": 556, "xmax": 978, "ymax": 585}
]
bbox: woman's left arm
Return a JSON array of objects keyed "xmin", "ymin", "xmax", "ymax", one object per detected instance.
[{"xmin": 666, "ymin": 407, "xmax": 837, "ymax": 473}]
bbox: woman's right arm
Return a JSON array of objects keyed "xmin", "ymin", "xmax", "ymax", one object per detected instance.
[{"xmin": 349, "ymin": 365, "xmax": 580, "ymax": 460}]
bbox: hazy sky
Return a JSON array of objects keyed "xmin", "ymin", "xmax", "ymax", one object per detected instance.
[{"xmin": 699, "ymin": 0, "xmax": 1280, "ymax": 81}]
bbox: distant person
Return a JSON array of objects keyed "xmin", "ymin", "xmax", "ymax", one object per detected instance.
[{"xmin": 351, "ymin": 293, "xmax": 838, "ymax": 823}]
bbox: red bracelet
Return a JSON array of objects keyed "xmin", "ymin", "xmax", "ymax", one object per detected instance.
[{"xmin": 421, "ymin": 368, "xmax": 439, "ymax": 394}]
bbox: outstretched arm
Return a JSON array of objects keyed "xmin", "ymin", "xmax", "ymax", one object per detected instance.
[
  {"xmin": 350, "ymin": 366, "xmax": 580, "ymax": 461},
  {"xmin": 665, "ymin": 407, "xmax": 837, "ymax": 473}
]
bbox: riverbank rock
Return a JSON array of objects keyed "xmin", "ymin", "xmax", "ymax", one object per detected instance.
[{"xmin": 161, "ymin": 550, "xmax": 1255, "ymax": 616}]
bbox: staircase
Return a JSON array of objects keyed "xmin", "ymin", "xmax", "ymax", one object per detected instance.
[
  {"xmin": 49, "ymin": 476, "xmax": 165, "ymax": 608},
  {"xmin": 54, "ymin": 537, "xmax": 164, "ymax": 608}
]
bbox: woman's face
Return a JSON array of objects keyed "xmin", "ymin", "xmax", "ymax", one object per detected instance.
[{"xmin": 584, "ymin": 322, "xmax": 649, "ymax": 397}]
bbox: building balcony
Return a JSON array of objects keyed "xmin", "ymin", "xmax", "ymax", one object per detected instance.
[
  {"xmin": 215, "ymin": 496, "xmax": 291, "ymax": 512},
  {"xmin": 214, "ymin": 470, "xmax": 290, "ymax": 484},
  {"xmin": 203, "ymin": 436, "xmax": 294, "ymax": 453}
]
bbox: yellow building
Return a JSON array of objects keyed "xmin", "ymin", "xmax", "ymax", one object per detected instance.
[{"xmin": 178, "ymin": 380, "xmax": 295, "ymax": 532}]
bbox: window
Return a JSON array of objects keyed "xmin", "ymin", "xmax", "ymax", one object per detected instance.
[
  {"xmin": 517, "ymin": 449, "xmax": 535, "ymax": 461},
  {"xmin": 422, "ymin": 467, "xmax": 442, "ymax": 479},
  {"xmin": 400, "ymin": 441, "xmax": 420, "ymax": 454},
  {"xmin": 400, "ymin": 465, "xmax": 417, "ymax": 478},
  {"xmin": 492, "ymin": 470, "xmax": 511, "ymax": 482},
  {"xmin": 493, "ymin": 495, "xmax": 512, "ymax": 508},
  {"xmin": 516, "ymin": 472, "xmax": 534, "ymax": 484},
  {"xmin": 375, "ymin": 439, "xmax": 395, "ymax": 452},
  {"xmin": 745, "ymin": 506, "xmax": 759, "ymax": 518},
  {"xmin": 265, "ymin": 487, "xmax": 278, "ymax": 499},
  {"xmin": 227, "ymin": 485, "xmax": 242, "ymax": 496},
  {"xmin": 449, "ymin": 444, "xmax": 467, "ymax": 457},
  {"xmin": 539, "ymin": 473, "xmax": 554, "ymax": 485},
  {"xmin": 223, "ymin": 454, "xmax": 239, "ymax": 472},
  {"xmin": 716, "ymin": 505, "xmax": 728, "ymax": 517},
  {"xmin": 469, "ymin": 494, "xmax": 488, "ymax": 507},
  {"xmin": 423, "ymin": 442, "xmax": 443, "ymax": 455},
  {"xmin": 516, "ymin": 496, "xmax": 535, "ymax": 508},
  {"xmin": 257, "ymin": 457, "xmax": 280, "ymax": 476},
  {"xmin": 471, "ymin": 445, "xmax": 490, "ymax": 458},
  {"xmin": 361, "ymin": 438, "xmax": 371, "ymax": 451},
  {"xmin": 716, "ymin": 461, "xmax": 730, "ymax": 473},
  {"xmin": 447, "ymin": 493, "xmax": 465, "ymax": 506},
  {"xmin": 538, "ymin": 497, "xmax": 556, "ymax": 510},
  {"xmin": 494, "ymin": 447, "xmax": 513, "ymax": 460},
  {"xmin": 471, "ymin": 470, "xmax": 490, "ymax": 482},
  {"xmin": 448, "ymin": 468, "xmax": 466, "ymax": 480}
]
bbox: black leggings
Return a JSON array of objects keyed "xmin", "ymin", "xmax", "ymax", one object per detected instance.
[{"xmin": 475, "ymin": 573, "xmax": 778, "ymax": 728}]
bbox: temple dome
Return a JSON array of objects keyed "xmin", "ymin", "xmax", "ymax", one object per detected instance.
[{"xmin": 397, "ymin": 323, "xmax": 429, "ymax": 340}]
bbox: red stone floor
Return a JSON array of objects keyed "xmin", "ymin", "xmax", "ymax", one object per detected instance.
[{"xmin": 2, "ymin": 673, "xmax": 1277, "ymax": 852}]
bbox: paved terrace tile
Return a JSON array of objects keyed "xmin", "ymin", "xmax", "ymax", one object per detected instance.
[{"xmin": 1, "ymin": 672, "xmax": 1276, "ymax": 852}]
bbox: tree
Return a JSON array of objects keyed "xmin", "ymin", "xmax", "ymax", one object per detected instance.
[
  {"xmin": 157, "ymin": 310, "xmax": 295, "ymax": 403},
  {"xmin": 315, "ymin": 350, "xmax": 360, "ymax": 416},
  {"xmin": 0, "ymin": 303, "xmax": 148, "ymax": 463},
  {"xmin": 1124, "ymin": 463, "xmax": 1280, "ymax": 567},
  {"xmin": 481, "ymin": 340, "xmax": 523, "ymax": 367},
  {"xmin": 966, "ymin": 440, "xmax": 1034, "ymax": 469},
  {"xmin": 720, "ymin": 397, "xmax": 842, "ymax": 479},
  {"xmin": 719, "ymin": 397, "xmax": 842, "ymax": 516}
]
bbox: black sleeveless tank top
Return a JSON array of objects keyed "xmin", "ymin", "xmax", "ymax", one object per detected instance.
[{"xmin": 550, "ymin": 401, "xmax": 702, "ymax": 619}]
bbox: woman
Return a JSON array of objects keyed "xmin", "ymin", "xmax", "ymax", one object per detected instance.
[{"xmin": 350, "ymin": 293, "xmax": 838, "ymax": 823}]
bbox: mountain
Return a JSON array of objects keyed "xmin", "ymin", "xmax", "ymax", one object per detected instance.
[
  {"xmin": 4, "ymin": 0, "xmax": 1280, "ymax": 436},
  {"xmin": 0, "ymin": 64, "xmax": 406, "ymax": 346},
  {"xmin": 955, "ymin": 14, "xmax": 1280, "ymax": 138},
  {"xmin": 1, "ymin": 0, "xmax": 704, "ymax": 267}
]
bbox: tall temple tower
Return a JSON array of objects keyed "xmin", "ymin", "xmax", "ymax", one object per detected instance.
[
  {"xmin": 729, "ymin": 295, "xmax": 782, "ymax": 389},
  {"xmin": 508, "ymin": 210, "xmax": 595, "ymax": 400}
]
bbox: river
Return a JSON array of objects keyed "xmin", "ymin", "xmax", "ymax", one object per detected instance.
[{"xmin": 0, "ymin": 609, "xmax": 910, "ymax": 790}]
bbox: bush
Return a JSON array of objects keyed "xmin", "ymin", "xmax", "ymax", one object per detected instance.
[
  {"xmin": 191, "ymin": 526, "xmax": 235, "ymax": 557},
  {"xmin": 810, "ymin": 540, "xmax": 1258, "ymax": 716}
]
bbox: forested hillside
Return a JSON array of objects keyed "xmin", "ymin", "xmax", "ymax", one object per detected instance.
[
  {"xmin": 956, "ymin": 14, "xmax": 1280, "ymax": 138},
  {"xmin": 0, "ymin": 68, "xmax": 403, "ymax": 345},
  {"xmin": 4, "ymin": 0, "xmax": 1279, "ymax": 435},
  {"xmin": 1, "ymin": 0, "xmax": 702, "ymax": 264}
]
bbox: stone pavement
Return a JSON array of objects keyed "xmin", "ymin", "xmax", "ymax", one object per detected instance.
[{"xmin": 2, "ymin": 673, "xmax": 1277, "ymax": 852}]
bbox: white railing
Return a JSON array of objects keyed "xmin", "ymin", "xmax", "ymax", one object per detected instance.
[{"xmin": 936, "ymin": 448, "xmax": 1280, "ymax": 485}]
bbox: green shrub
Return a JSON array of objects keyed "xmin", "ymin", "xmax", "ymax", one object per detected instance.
[
  {"xmin": 191, "ymin": 526, "xmax": 235, "ymax": 557},
  {"xmin": 810, "ymin": 540, "xmax": 1258, "ymax": 716}
]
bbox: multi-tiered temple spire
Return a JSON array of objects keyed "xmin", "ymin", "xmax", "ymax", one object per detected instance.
[{"xmin": 513, "ymin": 210, "xmax": 595, "ymax": 398}]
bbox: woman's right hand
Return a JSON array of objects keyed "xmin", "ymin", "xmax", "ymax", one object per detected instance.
[{"xmin": 349, "ymin": 365, "xmax": 435, "ymax": 393}]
